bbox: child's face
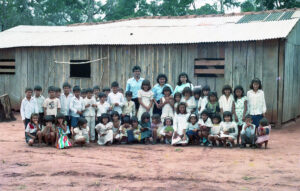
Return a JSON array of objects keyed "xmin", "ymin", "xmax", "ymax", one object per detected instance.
[
  {"xmin": 203, "ymin": 90, "xmax": 209, "ymax": 96},
  {"xmin": 46, "ymin": 121, "xmax": 52, "ymax": 127},
  {"xmin": 201, "ymin": 114, "xmax": 208, "ymax": 121},
  {"xmin": 56, "ymin": 91, "xmax": 61, "ymax": 98},
  {"xmin": 63, "ymin": 87, "xmax": 70, "ymax": 94},
  {"xmin": 94, "ymin": 89, "xmax": 100, "ymax": 95},
  {"xmin": 235, "ymin": 89, "xmax": 242, "ymax": 98},
  {"xmin": 224, "ymin": 116, "xmax": 231, "ymax": 122},
  {"xmin": 132, "ymin": 121, "xmax": 138, "ymax": 128},
  {"xmin": 175, "ymin": 96, "xmax": 181, "ymax": 102},
  {"xmin": 144, "ymin": 117, "xmax": 150, "ymax": 123},
  {"xmin": 253, "ymin": 82, "xmax": 259, "ymax": 91},
  {"xmin": 34, "ymin": 90, "xmax": 41, "ymax": 97},
  {"xmin": 142, "ymin": 85, "xmax": 149, "ymax": 91},
  {"xmin": 104, "ymin": 90, "xmax": 110, "ymax": 96},
  {"xmin": 179, "ymin": 105, "xmax": 186, "ymax": 113},
  {"xmin": 152, "ymin": 118, "xmax": 158, "ymax": 124},
  {"xmin": 112, "ymin": 115, "xmax": 119, "ymax": 122},
  {"xmin": 58, "ymin": 118, "xmax": 64, "ymax": 124},
  {"xmin": 209, "ymin": 95, "xmax": 216, "ymax": 102},
  {"xmin": 49, "ymin": 91, "xmax": 55, "ymax": 98},
  {"xmin": 102, "ymin": 118, "xmax": 108, "ymax": 124},
  {"xmin": 100, "ymin": 96, "xmax": 106, "ymax": 103},
  {"xmin": 245, "ymin": 118, "xmax": 252, "ymax": 124},
  {"xmin": 32, "ymin": 116, "xmax": 39, "ymax": 124},
  {"xmin": 126, "ymin": 95, "xmax": 132, "ymax": 101},
  {"xmin": 25, "ymin": 91, "xmax": 33, "ymax": 98},
  {"xmin": 82, "ymin": 123, "xmax": 87, "ymax": 129},
  {"xmin": 164, "ymin": 91, "xmax": 171, "ymax": 97},
  {"xmin": 180, "ymin": 75, "xmax": 187, "ymax": 83},
  {"xmin": 81, "ymin": 93, "xmax": 86, "ymax": 98},
  {"xmin": 194, "ymin": 94, "xmax": 200, "ymax": 99},
  {"xmin": 112, "ymin": 87, "xmax": 118, "ymax": 94},
  {"xmin": 224, "ymin": 89, "xmax": 231, "ymax": 96},
  {"xmin": 190, "ymin": 116, "xmax": 197, "ymax": 124},
  {"xmin": 158, "ymin": 77, "xmax": 166, "ymax": 85},
  {"xmin": 87, "ymin": 92, "xmax": 93, "ymax": 99},
  {"xmin": 184, "ymin": 92, "xmax": 191, "ymax": 98},
  {"xmin": 165, "ymin": 119, "xmax": 172, "ymax": 126},
  {"xmin": 212, "ymin": 118, "xmax": 220, "ymax": 124},
  {"xmin": 74, "ymin": 91, "xmax": 80, "ymax": 98}
]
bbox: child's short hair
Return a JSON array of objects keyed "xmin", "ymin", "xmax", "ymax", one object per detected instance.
[
  {"xmin": 78, "ymin": 117, "xmax": 88, "ymax": 126},
  {"xmin": 188, "ymin": 113, "xmax": 198, "ymax": 122},
  {"xmin": 34, "ymin": 85, "xmax": 42, "ymax": 91},
  {"xmin": 141, "ymin": 112, "xmax": 150, "ymax": 123},
  {"xmin": 245, "ymin": 114, "xmax": 252, "ymax": 121},
  {"xmin": 103, "ymin": 87, "xmax": 110, "ymax": 92},
  {"xmin": 182, "ymin": 87, "xmax": 192, "ymax": 96},
  {"xmin": 125, "ymin": 91, "xmax": 133, "ymax": 97},
  {"xmin": 141, "ymin": 79, "xmax": 151, "ymax": 90},
  {"xmin": 259, "ymin": 118, "xmax": 269, "ymax": 126},
  {"xmin": 100, "ymin": 113, "xmax": 111, "ymax": 123},
  {"xmin": 98, "ymin": 92, "xmax": 106, "ymax": 98},
  {"xmin": 55, "ymin": 112, "xmax": 65, "ymax": 125},
  {"xmin": 212, "ymin": 113, "xmax": 221, "ymax": 123},
  {"xmin": 201, "ymin": 109, "xmax": 209, "ymax": 117},
  {"xmin": 132, "ymin": 65, "xmax": 141, "ymax": 72},
  {"xmin": 55, "ymin": 87, "xmax": 61, "ymax": 93},
  {"xmin": 156, "ymin": 74, "xmax": 168, "ymax": 83},
  {"xmin": 250, "ymin": 78, "xmax": 262, "ymax": 89},
  {"xmin": 25, "ymin": 87, "xmax": 33, "ymax": 93},
  {"xmin": 162, "ymin": 86, "xmax": 172, "ymax": 95},
  {"xmin": 86, "ymin": 88, "xmax": 93, "ymax": 93},
  {"xmin": 193, "ymin": 88, "xmax": 202, "ymax": 96},
  {"xmin": 176, "ymin": 102, "xmax": 187, "ymax": 114},
  {"xmin": 30, "ymin": 113, "xmax": 39, "ymax": 123},
  {"xmin": 131, "ymin": 116, "xmax": 139, "ymax": 123},
  {"xmin": 222, "ymin": 85, "xmax": 232, "ymax": 94},
  {"xmin": 202, "ymin": 85, "xmax": 211, "ymax": 92},
  {"xmin": 163, "ymin": 117, "xmax": 173, "ymax": 126},
  {"xmin": 48, "ymin": 86, "xmax": 56, "ymax": 92},
  {"xmin": 63, "ymin": 82, "xmax": 71, "ymax": 88},
  {"xmin": 208, "ymin": 91, "xmax": 218, "ymax": 101},
  {"xmin": 111, "ymin": 81, "xmax": 119, "ymax": 88},
  {"xmin": 110, "ymin": 111, "xmax": 120, "ymax": 120},
  {"xmin": 174, "ymin": 92, "xmax": 182, "ymax": 99},
  {"xmin": 93, "ymin": 85, "xmax": 100, "ymax": 91},
  {"xmin": 81, "ymin": 89, "xmax": 87, "ymax": 94},
  {"xmin": 73, "ymin": 86, "xmax": 81, "ymax": 92},
  {"xmin": 151, "ymin": 114, "xmax": 161, "ymax": 122},
  {"xmin": 44, "ymin": 115, "xmax": 54, "ymax": 123},
  {"xmin": 233, "ymin": 85, "xmax": 245, "ymax": 101},
  {"xmin": 122, "ymin": 115, "xmax": 131, "ymax": 124},
  {"xmin": 223, "ymin": 111, "xmax": 233, "ymax": 121}
]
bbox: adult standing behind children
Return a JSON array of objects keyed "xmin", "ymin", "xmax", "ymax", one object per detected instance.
[
  {"xmin": 126, "ymin": 66, "xmax": 144, "ymax": 112},
  {"xmin": 173, "ymin": 72, "xmax": 194, "ymax": 94}
]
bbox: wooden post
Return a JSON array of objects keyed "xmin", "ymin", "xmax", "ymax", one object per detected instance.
[
  {"xmin": 0, "ymin": 94, "xmax": 15, "ymax": 121},
  {"xmin": 276, "ymin": 39, "xmax": 285, "ymax": 128}
]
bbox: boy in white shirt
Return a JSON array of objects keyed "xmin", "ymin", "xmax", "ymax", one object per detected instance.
[
  {"xmin": 43, "ymin": 86, "xmax": 61, "ymax": 117},
  {"xmin": 70, "ymin": 86, "xmax": 85, "ymax": 134},
  {"xmin": 60, "ymin": 82, "xmax": 73, "ymax": 128},
  {"xmin": 93, "ymin": 85, "xmax": 101, "ymax": 102},
  {"xmin": 122, "ymin": 91, "xmax": 136, "ymax": 117},
  {"xmin": 83, "ymin": 88, "xmax": 97, "ymax": 142},
  {"xmin": 96, "ymin": 92, "xmax": 110, "ymax": 123},
  {"xmin": 107, "ymin": 81, "xmax": 124, "ymax": 115},
  {"xmin": 20, "ymin": 87, "xmax": 39, "ymax": 128},
  {"xmin": 34, "ymin": 85, "xmax": 45, "ymax": 124}
]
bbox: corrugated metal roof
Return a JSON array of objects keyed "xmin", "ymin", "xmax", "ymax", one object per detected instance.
[{"xmin": 0, "ymin": 10, "xmax": 299, "ymax": 48}]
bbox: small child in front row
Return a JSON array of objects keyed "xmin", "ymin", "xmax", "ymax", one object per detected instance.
[
  {"xmin": 151, "ymin": 114, "xmax": 163, "ymax": 144},
  {"xmin": 119, "ymin": 115, "xmax": 132, "ymax": 144},
  {"xmin": 122, "ymin": 91, "xmax": 136, "ymax": 118},
  {"xmin": 208, "ymin": 113, "xmax": 222, "ymax": 147},
  {"xmin": 186, "ymin": 113, "xmax": 199, "ymax": 145},
  {"xmin": 131, "ymin": 116, "xmax": 141, "ymax": 143},
  {"xmin": 140, "ymin": 112, "xmax": 152, "ymax": 144},
  {"xmin": 73, "ymin": 117, "xmax": 90, "ymax": 146},
  {"xmin": 198, "ymin": 109, "xmax": 213, "ymax": 146},
  {"xmin": 171, "ymin": 102, "xmax": 189, "ymax": 146},
  {"xmin": 111, "ymin": 111, "xmax": 121, "ymax": 143},
  {"xmin": 256, "ymin": 118, "xmax": 271, "ymax": 149},
  {"xmin": 220, "ymin": 111, "xmax": 238, "ymax": 148},
  {"xmin": 240, "ymin": 115, "xmax": 256, "ymax": 148},
  {"xmin": 25, "ymin": 113, "xmax": 42, "ymax": 146},
  {"xmin": 55, "ymin": 113, "xmax": 72, "ymax": 149},
  {"xmin": 161, "ymin": 117, "xmax": 174, "ymax": 144},
  {"xmin": 41, "ymin": 115, "xmax": 56, "ymax": 147},
  {"xmin": 95, "ymin": 113, "xmax": 113, "ymax": 146}
]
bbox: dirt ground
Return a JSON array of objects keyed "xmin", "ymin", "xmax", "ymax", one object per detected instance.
[{"xmin": 0, "ymin": 114, "xmax": 300, "ymax": 191}]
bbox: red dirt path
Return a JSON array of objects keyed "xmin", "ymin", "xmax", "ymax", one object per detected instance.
[{"xmin": 0, "ymin": 114, "xmax": 300, "ymax": 191}]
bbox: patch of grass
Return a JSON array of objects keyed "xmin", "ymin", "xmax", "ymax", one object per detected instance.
[
  {"xmin": 18, "ymin": 185, "xmax": 26, "ymax": 190},
  {"xmin": 242, "ymin": 176, "xmax": 255, "ymax": 181},
  {"xmin": 175, "ymin": 148, "xmax": 183, "ymax": 152}
]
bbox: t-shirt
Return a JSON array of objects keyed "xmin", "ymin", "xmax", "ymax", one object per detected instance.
[
  {"xmin": 25, "ymin": 123, "xmax": 38, "ymax": 134},
  {"xmin": 43, "ymin": 98, "xmax": 61, "ymax": 116},
  {"xmin": 74, "ymin": 126, "xmax": 90, "ymax": 140}
]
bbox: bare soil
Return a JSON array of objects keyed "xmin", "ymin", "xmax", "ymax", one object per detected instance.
[{"xmin": 0, "ymin": 114, "xmax": 300, "ymax": 191}]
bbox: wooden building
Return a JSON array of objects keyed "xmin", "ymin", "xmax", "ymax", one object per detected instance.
[{"xmin": 0, "ymin": 9, "xmax": 299, "ymax": 126}]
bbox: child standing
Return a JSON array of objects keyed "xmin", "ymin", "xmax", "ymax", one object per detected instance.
[
  {"xmin": 73, "ymin": 117, "xmax": 90, "ymax": 145},
  {"xmin": 43, "ymin": 86, "xmax": 61, "ymax": 117},
  {"xmin": 41, "ymin": 115, "xmax": 56, "ymax": 147},
  {"xmin": 95, "ymin": 113, "xmax": 113, "ymax": 146},
  {"xmin": 162, "ymin": 117, "xmax": 174, "ymax": 144},
  {"xmin": 55, "ymin": 113, "xmax": 72, "ymax": 149},
  {"xmin": 198, "ymin": 85, "xmax": 210, "ymax": 115},
  {"xmin": 247, "ymin": 78, "xmax": 267, "ymax": 129},
  {"xmin": 25, "ymin": 113, "xmax": 42, "ymax": 146},
  {"xmin": 83, "ymin": 88, "xmax": 97, "ymax": 142},
  {"xmin": 206, "ymin": 91, "xmax": 220, "ymax": 118},
  {"xmin": 137, "ymin": 80, "xmax": 153, "ymax": 121},
  {"xmin": 55, "ymin": 87, "xmax": 61, "ymax": 99},
  {"xmin": 193, "ymin": 88, "xmax": 202, "ymax": 116},
  {"xmin": 108, "ymin": 81, "xmax": 124, "ymax": 115},
  {"xmin": 186, "ymin": 113, "xmax": 199, "ymax": 144},
  {"xmin": 140, "ymin": 112, "xmax": 152, "ymax": 144},
  {"xmin": 198, "ymin": 110, "xmax": 213, "ymax": 146},
  {"xmin": 256, "ymin": 118, "xmax": 271, "ymax": 149},
  {"xmin": 70, "ymin": 86, "xmax": 85, "ymax": 135},
  {"xmin": 208, "ymin": 113, "xmax": 222, "ymax": 146},
  {"xmin": 60, "ymin": 82, "xmax": 73, "ymax": 128},
  {"xmin": 122, "ymin": 91, "xmax": 136, "ymax": 118},
  {"xmin": 219, "ymin": 85, "xmax": 234, "ymax": 114},
  {"xmin": 160, "ymin": 86, "xmax": 174, "ymax": 121},
  {"xmin": 81, "ymin": 89, "xmax": 87, "ymax": 99},
  {"xmin": 151, "ymin": 114, "xmax": 163, "ymax": 144},
  {"xmin": 21, "ymin": 87, "xmax": 39, "ymax": 128},
  {"xmin": 240, "ymin": 115, "xmax": 256, "ymax": 148},
  {"xmin": 34, "ymin": 85, "xmax": 45, "ymax": 124},
  {"xmin": 171, "ymin": 103, "xmax": 189, "ymax": 146},
  {"xmin": 96, "ymin": 93, "xmax": 110, "ymax": 124},
  {"xmin": 103, "ymin": 87, "xmax": 111, "ymax": 98},
  {"xmin": 180, "ymin": 87, "xmax": 196, "ymax": 114},
  {"xmin": 173, "ymin": 72, "xmax": 194, "ymax": 94},
  {"xmin": 93, "ymin": 85, "xmax": 101, "ymax": 102},
  {"xmin": 232, "ymin": 85, "xmax": 248, "ymax": 145},
  {"xmin": 220, "ymin": 111, "xmax": 238, "ymax": 148},
  {"xmin": 173, "ymin": 92, "xmax": 182, "ymax": 111}
]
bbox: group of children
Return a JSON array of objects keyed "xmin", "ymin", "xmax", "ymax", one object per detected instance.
[{"xmin": 21, "ymin": 76, "xmax": 271, "ymax": 149}]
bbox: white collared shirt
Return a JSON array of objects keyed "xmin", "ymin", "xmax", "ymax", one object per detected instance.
[
  {"xmin": 20, "ymin": 97, "xmax": 39, "ymax": 120},
  {"xmin": 107, "ymin": 92, "xmax": 124, "ymax": 115},
  {"xmin": 34, "ymin": 95, "xmax": 45, "ymax": 113},
  {"xmin": 70, "ymin": 96, "xmax": 85, "ymax": 117},
  {"xmin": 83, "ymin": 97, "xmax": 97, "ymax": 117},
  {"xmin": 247, "ymin": 90, "xmax": 267, "ymax": 115},
  {"xmin": 60, "ymin": 93, "xmax": 73, "ymax": 116},
  {"xmin": 96, "ymin": 101, "xmax": 110, "ymax": 117},
  {"xmin": 219, "ymin": 94, "xmax": 234, "ymax": 112}
]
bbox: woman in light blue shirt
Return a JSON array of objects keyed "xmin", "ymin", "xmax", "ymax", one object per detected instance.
[
  {"xmin": 152, "ymin": 74, "xmax": 173, "ymax": 115},
  {"xmin": 173, "ymin": 72, "xmax": 194, "ymax": 95}
]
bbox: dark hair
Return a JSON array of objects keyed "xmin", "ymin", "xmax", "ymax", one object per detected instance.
[
  {"xmin": 62, "ymin": 82, "xmax": 71, "ymax": 88},
  {"xmin": 202, "ymin": 85, "xmax": 211, "ymax": 92},
  {"xmin": 174, "ymin": 92, "xmax": 182, "ymax": 99},
  {"xmin": 44, "ymin": 115, "xmax": 54, "ymax": 123},
  {"xmin": 131, "ymin": 116, "xmax": 139, "ymax": 123},
  {"xmin": 98, "ymin": 92, "xmax": 107, "ymax": 98},
  {"xmin": 208, "ymin": 91, "xmax": 218, "ymax": 102},
  {"xmin": 193, "ymin": 88, "xmax": 202, "ymax": 96},
  {"xmin": 125, "ymin": 91, "xmax": 133, "ymax": 97},
  {"xmin": 55, "ymin": 113, "xmax": 66, "ymax": 125},
  {"xmin": 73, "ymin": 85, "xmax": 81, "ymax": 92},
  {"xmin": 111, "ymin": 81, "xmax": 119, "ymax": 88},
  {"xmin": 78, "ymin": 117, "xmax": 88, "ymax": 127},
  {"xmin": 223, "ymin": 111, "xmax": 233, "ymax": 122},
  {"xmin": 86, "ymin": 88, "xmax": 93, "ymax": 93},
  {"xmin": 162, "ymin": 86, "xmax": 172, "ymax": 95},
  {"xmin": 110, "ymin": 111, "xmax": 120, "ymax": 120},
  {"xmin": 222, "ymin": 85, "xmax": 232, "ymax": 95},
  {"xmin": 177, "ymin": 72, "xmax": 191, "ymax": 86},
  {"xmin": 233, "ymin": 85, "xmax": 245, "ymax": 101},
  {"xmin": 163, "ymin": 117, "xmax": 173, "ymax": 126},
  {"xmin": 151, "ymin": 114, "xmax": 161, "ymax": 123},
  {"xmin": 30, "ymin": 113, "xmax": 39, "ymax": 123},
  {"xmin": 48, "ymin": 86, "xmax": 56, "ymax": 92},
  {"xmin": 103, "ymin": 87, "xmax": 110, "ymax": 92},
  {"xmin": 132, "ymin": 66, "xmax": 141, "ymax": 72},
  {"xmin": 141, "ymin": 79, "xmax": 151, "ymax": 91},
  {"xmin": 34, "ymin": 85, "xmax": 42, "ymax": 91},
  {"xmin": 212, "ymin": 113, "xmax": 221, "ymax": 123},
  {"xmin": 100, "ymin": 113, "xmax": 111, "ymax": 123},
  {"xmin": 55, "ymin": 87, "xmax": 61, "ymax": 93},
  {"xmin": 182, "ymin": 87, "xmax": 192, "ymax": 96},
  {"xmin": 259, "ymin": 118, "xmax": 269, "ymax": 126},
  {"xmin": 250, "ymin": 78, "xmax": 262, "ymax": 90},
  {"xmin": 201, "ymin": 109, "xmax": 209, "ymax": 117},
  {"xmin": 188, "ymin": 113, "xmax": 198, "ymax": 123},
  {"xmin": 25, "ymin": 87, "xmax": 33, "ymax": 92},
  {"xmin": 81, "ymin": 89, "xmax": 87, "ymax": 94},
  {"xmin": 118, "ymin": 88, "xmax": 124, "ymax": 92},
  {"xmin": 141, "ymin": 112, "xmax": 150, "ymax": 123},
  {"xmin": 176, "ymin": 102, "xmax": 187, "ymax": 114},
  {"xmin": 122, "ymin": 115, "xmax": 131, "ymax": 124},
  {"xmin": 93, "ymin": 85, "xmax": 100, "ymax": 91},
  {"xmin": 156, "ymin": 74, "xmax": 168, "ymax": 83},
  {"xmin": 245, "ymin": 114, "xmax": 252, "ymax": 121}
]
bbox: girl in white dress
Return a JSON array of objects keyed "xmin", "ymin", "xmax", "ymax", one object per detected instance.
[
  {"xmin": 137, "ymin": 80, "xmax": 154, "ymax": 120},
  {"xmin": 95, "ymin": 113, "xmax": 113, "ymax": 146},
  {"xmin": 171, "ymin": 102, "xmax": 189, "ymax": 146},
  {"xmin": 180, "ymin": 87, "xmax": 196, "ymax": 114},
  {"xmin": 73, "ymin": 117, "xmax": 90, "ymax": 145},
  {"xmin": 220, "ymin": 111, "xmax": 238, "ymax": 147},
  {"xmin": 219, "ymin": 85, "xmax": 234, "ymax": 115},
  {"xmin": 160, "ymin": 86, "xmax": 174, "ymax": 121}
]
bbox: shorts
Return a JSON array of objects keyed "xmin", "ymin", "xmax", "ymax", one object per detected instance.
[
  {"xmin": 25, "ymin": 132, "xmax": 37, "ymax": 143},
  {"xmin": 71, "ymin": 117, "xmax": 79, "ymax": 127}
]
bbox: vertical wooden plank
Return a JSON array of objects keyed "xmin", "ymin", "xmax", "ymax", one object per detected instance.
[
  {"xmin": 102, "ymin": 46, "xmax": 109, "ymax": 89},
  {"xmin": 246, "ymin": 42, "xmax": 256, "ymax": 93},
  {"xmin": 255, "ymin": 41, "xmax": 263, "ymax": 80},
  {"xmin": 224, "ymin": 42, "xmax": 233, "ymax": 87}
]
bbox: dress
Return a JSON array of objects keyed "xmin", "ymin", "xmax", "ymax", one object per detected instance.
[
  {"xmin": 171, "ymin": 113, "xmax": 189, "ymax": 145},
  {"xmin": 219, "ymin": 94, "xmax": 234, "ymax": 112},
  {"xmin": 256, "ymin": 125, "xmax": 271, "ymax": 144},
  {"xmin": 233, "ymin": 96, "xmax": 247, "ymax": 126},
  {"xmin": 95, "ymin": 122, "xmax": 113, "ymax": 145},
  {"xmin": 57, "ymin": 126, "xmax": 72, "ymax": 149},
  {"xmin": 161, "ymin": 97, "xmax": 174, "ymax": 120},
  {"xmin": 74, "ymin": 126, "xmax": 90, "ymax": 143},
  {"xmin": 140, "ymin": 122, "xmax": 152, "ymax": 140},
  {"xmin": 220, "ymin": 121, "xmax": 238, "ymax": 140},
  {"xmin": 180, "ymin": 96, "xmax": 196, "ymax": 113},
  {"xmin": 137, "ymin": 90, "xmax": 154, "ymax": 120}
]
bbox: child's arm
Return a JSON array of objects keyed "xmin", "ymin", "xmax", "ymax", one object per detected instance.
[
  {"xmin": 232, "ymin": 102, "xmax": 238, "ymax": 122},
  {"xmin": 57, "ymin": 99, "xmax": 61, "ymax": 114},
  {"xmin": 147, "ymin": 99, "xmax": 153, "ymax": 111},
  {"xmin": 26, "ymin": 131, "xmax": 36, "ymax": 139},
  {"xmin": 132, "ymin": 102, "xmax": 136, "ymax": 116},
  {"xmin": 138, "ymin": 98, "xmax": 147, "ymax": 109},
  {"xmin": 261, "ymin": 91, "xmax": 267, "ymax": 117}
]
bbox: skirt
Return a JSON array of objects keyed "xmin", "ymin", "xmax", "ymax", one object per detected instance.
[{"xmin": 57, "ymin": 135, "xmax": 72, "ymax": 149}]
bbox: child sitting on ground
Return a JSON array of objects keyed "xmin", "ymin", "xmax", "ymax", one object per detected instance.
[
  {"xmin": 256, "ymin": 118, "xmax": 271, "ymax": 149},
  {"xmin": 95, "ymin": 113, "xmax": 113, "ymax": 146},
  {"xmin": 73, "ymin": 117, "xmax": 90, "ymax": 146},
  {"xmin": 25, "ymin": 113, "xmax": 42, "ymax": 146},
  {"xmin": 55, "ymin": 113, "xmax": 72, "ymax": 149},
  {"xmin": 131, "ymin": 116, "xmax": 141, "ymax": 143},
  {"xmin": 41, "ymin": 115, "xmax": 56, "ymax": 147},
  {"xmin": 140, "ymin": 112, "xmax": 152, "ymax": 144},
  {"xmin": 208, "ymin": 113, "xmax": 222, "ymax": 147},
  {"xmin": 151, "ymin": 114, "xmax": 163, "ymax": 144},
  {"xmin": 240, "ymin": 115, "xmax": 256, "ymax": 148},
  {"xmin": 186, "ymin": 113, "xmax": 199, "ymax": 145},
  {"xmin": 119, "ymin": 115, "xmax": 132, "ymax": 144},
  {"xmin": 198, "ymin": 109, "xmax": 213, "ymax": 146},
  {"xmin": 161, "ymin": 117, "xmax": 174, "ymax": 144},
  {"xmin": 220, "ymin": 111, "xmax": 238, "ymax": 148}
]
